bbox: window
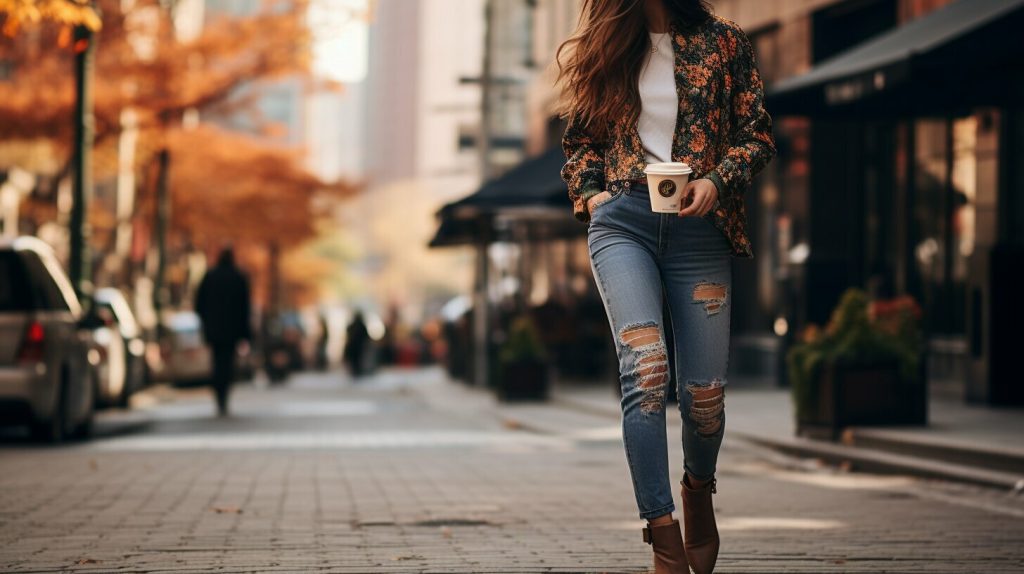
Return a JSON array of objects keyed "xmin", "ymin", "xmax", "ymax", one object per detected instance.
[
  {"xmin": 21, "ymin": 252, "xmax": 71, "ymax": 312},
  {"xmin": 0, "ymin": 253, "xmax": 33, "ymax": 311},
  {"xmin": 812, "ymin": 0, "xmax": 898, "ymax": 64},
  {"xmin": 747, "ymin": 24, "xmax": 780, "ymax": 85},
  {"xmin": 911, "ymin": 115, "xmax": 978, "ymax": 334}
]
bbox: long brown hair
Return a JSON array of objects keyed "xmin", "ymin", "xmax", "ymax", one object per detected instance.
[{"xmin": 556, "ymin": 0, "xmax": 712, "ymax": 141}]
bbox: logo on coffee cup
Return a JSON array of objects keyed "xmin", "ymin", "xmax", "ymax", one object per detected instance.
[{"xmin": 657, "ymin": 179, "xmax": 676, "ymax": 197}]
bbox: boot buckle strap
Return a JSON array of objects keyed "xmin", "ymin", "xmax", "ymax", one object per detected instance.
[{"xmin": 642, "ymin": 526, "xmax": 652, "ymax": 544}]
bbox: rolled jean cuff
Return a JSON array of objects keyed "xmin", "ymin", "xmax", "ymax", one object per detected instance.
[
  {"xmin": 639, "ymin": 502, "xmax": 676, "ymax": 521},
  {"xmin": 684, "ymin": 466, "xmax": 717, "ymax": 483}
]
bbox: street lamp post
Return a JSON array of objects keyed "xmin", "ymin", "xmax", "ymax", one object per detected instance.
[
  {"xmin": 69, "ymin": 19, "xmax": 96, "ymax": 297},
  {"xmin": 153, "ymin": 145, "xmax": 171, "ymax": 315}
]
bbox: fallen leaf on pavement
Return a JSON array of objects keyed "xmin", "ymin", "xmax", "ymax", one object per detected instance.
[{"xmin": 210, "ymin": 506, "xmax": 244, "ymax": 514}]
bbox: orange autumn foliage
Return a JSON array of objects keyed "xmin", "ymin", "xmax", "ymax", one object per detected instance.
[
  {"xmin": 166, "ymin": 125, "xmax": 357, "ymax": 249},
  {"xmin": 2, "ymin": 0, "xmax": 356, "ymax": 237},
  {"xmin": 2, "ymin": 0, "xmax": 361, "ymax": 306},
  {"xmin": 0, "ymin": 0, "xmax": 314, "ymax": 149},
  {"xmin": 0, "ymin": 0, "xmax": 101, "ymax": 36}
]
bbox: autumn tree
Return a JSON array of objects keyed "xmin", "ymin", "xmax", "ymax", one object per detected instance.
[
  {"xmin": 1, "ymin": 0, "xmax": 319, "ymax": 150},
  {"xmin": 1, "ymin": 0, "xmax": 359, "ymax": 308}
]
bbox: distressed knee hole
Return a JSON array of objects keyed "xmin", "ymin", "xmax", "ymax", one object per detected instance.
[
  {"xmin": 620, "ymin": 325, "xmax": 661, "ymax": 347},
  {"xmin": 686, "ymin": 380, "xmax": 725, "ymax": 437},
  {"xmin": 692, "ymin": 282, "xmax": 728, "ymax": 316},
  {"xmin": 619, "ymin": 323, "xmax": 669, "ymax": 414}
]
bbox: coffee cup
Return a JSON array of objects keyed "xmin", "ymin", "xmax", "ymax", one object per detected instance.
[{"xmin": 643, "ymin": 162, "xmax": 693, "ymax": 213}]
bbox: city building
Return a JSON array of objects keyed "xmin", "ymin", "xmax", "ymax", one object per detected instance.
[
  {"xmin": 436, "ymin": 0, "xmax": 1024, "ymax": 406},
  {"xmin": 714, "ymin": 0, "xmax": 1024, "ymax": 405},
  {"xmin": 338, "ymin": 0, "xmax": 484, "ymax": 323}
]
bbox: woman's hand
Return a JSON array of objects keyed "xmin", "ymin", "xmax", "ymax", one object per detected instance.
[
  {"xmin": 586, "ymin": 190, "xmax": 613, "ymax": 213},
  {"xmin": 677, "ymin": 178, "xmax": 718, "ymax": 217}
]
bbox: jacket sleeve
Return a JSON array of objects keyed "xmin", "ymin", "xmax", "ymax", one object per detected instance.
[
  {"xmin": 560, "ymin": 114, "xmax": 607, "ymax": 223},
  {"xmin": 705, "ymin": 27, "xmax": 776, "ymax": 200}
]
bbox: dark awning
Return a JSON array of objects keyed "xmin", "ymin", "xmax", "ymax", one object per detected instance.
[
  {"xmin": 767, "ymin": 0, "xmax": 1024, "ymax": 117},
  {"xmin": 441, "ymin": 147, "xmax": 570, "ymax": 217},
  {"xmin": 429, "ymin": 147, "xmax": 579, "ymax": 247}
]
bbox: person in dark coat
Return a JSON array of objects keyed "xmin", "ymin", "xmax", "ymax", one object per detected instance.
[
  {"xmin": 194, "ymin": 247, "xmax": 252, "ymax": 416},
  {"xmin": 315, "ymin": 313, "xmax": 330, "ymax": 371},
  {"xmin": 343, "ymin": 310, "xmax": 370, "ymax": 379}
]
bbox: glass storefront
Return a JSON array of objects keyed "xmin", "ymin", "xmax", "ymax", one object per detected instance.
[{"xmin": 910, "ymin": 116, "xmax": 979, "ymax": 334}]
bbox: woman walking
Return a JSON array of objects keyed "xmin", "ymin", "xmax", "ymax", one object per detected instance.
[{"xmin": 557, "ymin": 1, "xmax": 775, "ymax": 572}]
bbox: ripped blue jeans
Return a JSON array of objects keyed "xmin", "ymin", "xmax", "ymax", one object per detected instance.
[{"xmin": 587, "ymin": 180, "xmax": 730, "ymax": 520}]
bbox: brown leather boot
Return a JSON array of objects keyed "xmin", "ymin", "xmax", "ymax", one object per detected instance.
[
  {"xmin": 681, "ymin": 472, "xmax": 720, "ymax": 574},
  {"xmin": 641, "ymin": 518, "xmax": 690, "ymax": 574}
]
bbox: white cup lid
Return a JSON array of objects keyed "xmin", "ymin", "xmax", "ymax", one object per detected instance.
[{"xmin": 644, "ymin": 162, "xmax": 693, "ymax": 175}]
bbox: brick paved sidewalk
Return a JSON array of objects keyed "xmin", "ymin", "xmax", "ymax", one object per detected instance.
[{"xmin": 0, "ymin": 368, "xmax": 1021, "ymax": 573}]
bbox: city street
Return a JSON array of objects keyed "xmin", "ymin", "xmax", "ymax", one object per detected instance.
[
  {"xmin": 4, "ymin": 0, "xmax": 1024, "ymax": 572},
  {"xmin": 0, "ymin": 368, "xmax": 1021, "ymax": 573}
]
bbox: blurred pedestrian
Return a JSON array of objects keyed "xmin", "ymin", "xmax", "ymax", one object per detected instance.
[
  {"xmin": 315, "ymin": 312, "xmax": 330, "ymax": 371},
  {"xmin": 343, "ymin": 310, "xmax": 370, "ymax": 379},
  {"xmin": 195, "ymin": 247, "xmax": 252, "ymax": 417},
  {"xmin": 557, "ymin": 1, "xmax": 775, "ymax": 572}
]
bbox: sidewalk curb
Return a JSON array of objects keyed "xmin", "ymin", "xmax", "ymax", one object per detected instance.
[
  {"xmin": 848, "ymin": 427, "xmax": 1024, "ymax": 475},
  {"xmin": 728, "ymin": 431, "xmax": 1024, "ymax": 491},
  {"xmin": 550, "ymin": 389, "xmax": 1024, "ymax": 492}
]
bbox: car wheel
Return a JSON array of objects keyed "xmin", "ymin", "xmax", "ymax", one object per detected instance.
[
  {"xmin": 72, "ymin": 408, "xmax": 94, "ymax": 439},
  {"xmin": 72, "ymin": 372, "xmax": 97, "ymax": 440},
  {"xmin": 31, "ymin": 375, "xmax": 68, "ymax": 444}
]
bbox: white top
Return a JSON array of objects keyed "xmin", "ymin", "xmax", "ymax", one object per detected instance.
[{"xmin": 637, "ymin": 31, "xmax": 678, "ymax": 164}]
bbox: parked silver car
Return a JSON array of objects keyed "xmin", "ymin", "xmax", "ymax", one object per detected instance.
[
  {"xmin": 147, "ymin": 310, "xmax": 255, "ymax": 387},
  {"xmin": 92, "ymin": 287, "xmax": 147, "ymax": 407},
  {"xmin": 147, "ymin": 310, "xmax": 212, "ymax": 386},
  {"xmin": 0, "ymin": 237, "xmax": 95, "ymax": 441}
]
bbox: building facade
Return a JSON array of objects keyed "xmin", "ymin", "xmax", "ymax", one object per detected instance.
[
  {"xmin": 713, "ymin": 0, "xmax": 1024, "ymax": 404},
  {"xmin": 507, "ymin": 0, "xmax": 1023, "ymax": 403},
  {"xmin": 339, "ymin": 0, "xmax": 485, "ymax": 322}
]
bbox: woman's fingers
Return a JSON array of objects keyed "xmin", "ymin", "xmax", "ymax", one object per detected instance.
[
  {"xmin": 677, "ymin": 183, "xmax": 702, "ymax": 217},
  {"xmin": 697, "ymin": 189, "xmax": 717, "ymax": 216},
  {"xmin": 678, "ymin": 179, "xmax": 718, "ymax": 217}
]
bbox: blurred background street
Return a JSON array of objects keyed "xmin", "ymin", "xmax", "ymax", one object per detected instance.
[
  {"xmin": 3, "ymin": 0, "xmax": 1024, "ymax": 571},
  {"xmin": 2, "ymin": 367, "xmax": 1023, "ymax": 573}
]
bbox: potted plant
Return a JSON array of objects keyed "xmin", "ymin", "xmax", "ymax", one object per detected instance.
[
  {"xmin": 496, "ymin": 315, "xmax": 551, "ymax": 401},
  {"xmin": 786, "ymin": 288, "xmax": 927, "ymax": 440}
]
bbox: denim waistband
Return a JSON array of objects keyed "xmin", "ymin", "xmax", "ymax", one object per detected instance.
[{"xmin": 608, "ymin": 178, "xmax": 650, "ymax": 195}]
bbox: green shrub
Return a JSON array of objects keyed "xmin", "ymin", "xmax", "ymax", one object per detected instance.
[
  {"xmin": 499, "ymin": 315, "xmax": 549, "ymax": 365},
  {"xmin": 786, "ymin": 288, "xmax": 923, "ymax": 420}
]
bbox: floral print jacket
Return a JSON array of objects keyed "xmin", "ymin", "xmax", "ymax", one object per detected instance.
[{"xmin": 560, "ymin": 15, "xmax": 776, "ymax": 258}]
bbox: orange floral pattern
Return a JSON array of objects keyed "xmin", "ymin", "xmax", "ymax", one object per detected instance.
[{"xmin": 560, "ymin": 15, "xmax": 776, "ymax": 258}]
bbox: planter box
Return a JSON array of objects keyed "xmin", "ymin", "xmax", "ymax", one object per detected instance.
[
  {"xmin": 496, "ymin": 359, "xmax": 550, "ymax": 402},
  {"xmin": 797, "ymin": 359, "xmax": 927, "ymax": 440}
]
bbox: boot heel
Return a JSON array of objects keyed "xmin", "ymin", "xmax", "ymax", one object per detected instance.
[{"xmin": 642, "ymin": 518, "xmax": 690, "ymax": 574}]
